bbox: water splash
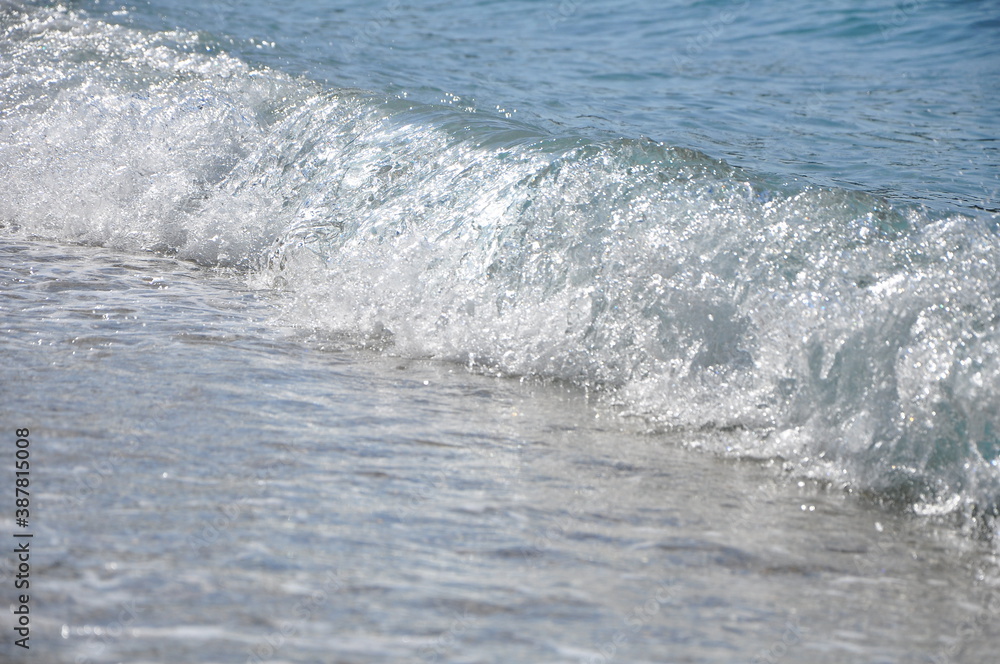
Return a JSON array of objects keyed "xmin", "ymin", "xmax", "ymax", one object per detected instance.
[{"xmin": 2, "ymin": 4, "xmax": 998, "ymax": 532}]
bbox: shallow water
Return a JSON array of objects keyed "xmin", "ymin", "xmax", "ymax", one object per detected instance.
[
  {"xmin": 2, "ymin": 239, "xmax": 999, "ymax": 663},
  {"xmin": 2, "ymin": 0, "xmax": 1000, "ymax": 661}
]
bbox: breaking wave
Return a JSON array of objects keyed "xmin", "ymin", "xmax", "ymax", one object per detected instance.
[{"xmin": 3, "ymin": 3, "xmax": 999, "ymax": 532}]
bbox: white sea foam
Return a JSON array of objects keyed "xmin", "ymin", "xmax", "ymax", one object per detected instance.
[{"xmin": 2, "ymin": 4, "xmax": 998, "ymax": 528}]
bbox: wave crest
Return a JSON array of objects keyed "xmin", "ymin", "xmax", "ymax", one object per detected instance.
[{"xmin": 3, "ymin": 4, "xmax": 999, "ymax": 529}]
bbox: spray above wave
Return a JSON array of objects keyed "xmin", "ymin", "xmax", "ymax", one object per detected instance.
[{"xmin": 2, "ymin": 5, "xmax": 999, "ymax": 529}]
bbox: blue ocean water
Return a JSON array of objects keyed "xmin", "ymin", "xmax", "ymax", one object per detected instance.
[
  {"xmin": 125, "ymin": 0, "xmax": 1000, "ymax": 214},
  {"xmin": 2, "ymin": 1, "xmax": 1000, "ymax": 662}
]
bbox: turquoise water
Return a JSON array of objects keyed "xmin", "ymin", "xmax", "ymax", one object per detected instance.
[
  {"xmin": 2, "ymin": 1, "xmax": 1000, "ymax": 662},
  {"xmin": 123, "ymin": 0, "xmax": 1000, "ymax": 214}
]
